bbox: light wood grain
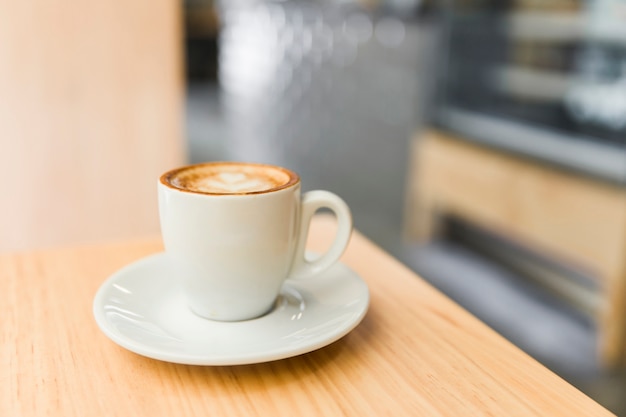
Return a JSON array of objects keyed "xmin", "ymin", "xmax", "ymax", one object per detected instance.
[
  {"xmin": 0, "ymin": 0, "xmax": 185, "ymax": 252},
  {"xmin": 2, "ymin": 216, "xmax": 613, "ymax": 416},
  {"xmin": 405, "ymin": 129, "xmax": 626, "ymax": 368}
]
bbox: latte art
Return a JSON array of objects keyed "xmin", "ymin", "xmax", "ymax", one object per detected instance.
[
  {"xmin": 190, "ymin": 171, "xmax": 279, "ymax": 194},
  {"xmin": 163, "ymin": 162, "xmax": 298, "ymax": 195}
]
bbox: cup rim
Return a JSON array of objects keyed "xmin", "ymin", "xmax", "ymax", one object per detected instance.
[{"xmin": 159, "ymin": 161, "xmax": 300, "ymax": 196}]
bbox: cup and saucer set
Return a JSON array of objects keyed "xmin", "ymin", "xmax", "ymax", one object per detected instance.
[{"xmin": 93, "ymin": 162, "xmax": 369, "ymax": 366}]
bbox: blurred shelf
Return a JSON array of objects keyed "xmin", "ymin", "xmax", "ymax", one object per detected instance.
[
  {"xmin": 508, "ymin": 11, "xmax": 626, "ymax": 46},
  {"xmin": 508, "ymin": 11, "xmax": 583, "ymax": 42},
  {"xmin": 494, "ymin": 65, "xmax": 572, "ymax": 101}
]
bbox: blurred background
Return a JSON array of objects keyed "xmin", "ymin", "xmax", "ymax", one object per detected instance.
[{"xmin": 2, "ymin": 0, "xmax": 626, "ymax": 413}]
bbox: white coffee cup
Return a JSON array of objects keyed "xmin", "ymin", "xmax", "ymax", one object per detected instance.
[{"xmin": 158, "ymin": 161, "xmax": 352, "ymax": 321}]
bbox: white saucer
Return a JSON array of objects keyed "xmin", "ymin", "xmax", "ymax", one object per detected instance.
[{"xmin": 93, "ymin": 253, "xmax": 369, "ymax": 365}]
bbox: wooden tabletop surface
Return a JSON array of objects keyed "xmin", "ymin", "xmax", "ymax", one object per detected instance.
[{"xmin": 2, "ymin": 216, "xmax": 613, "ymax": 416}]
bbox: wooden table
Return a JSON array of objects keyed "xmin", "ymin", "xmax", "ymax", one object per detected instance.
[{"xmin": 2, "ymin": 216, "xmax": 613, "ymax": 416}]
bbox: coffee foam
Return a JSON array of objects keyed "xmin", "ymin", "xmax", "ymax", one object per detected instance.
[{"xmin": 165, "ymin": 163, "xmax": 296, "ymax": 194}]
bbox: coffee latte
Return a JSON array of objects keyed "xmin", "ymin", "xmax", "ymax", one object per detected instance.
[
  {"xmin": 158, "ymin": 161, "xmax": 351, "ymax": 322},
  {"xmin": 162, "ymin": 162, "xmax": 298, "ymax": 195}
]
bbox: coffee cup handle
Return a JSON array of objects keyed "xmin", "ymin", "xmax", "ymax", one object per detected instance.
[{"xmin": 289, "ymin": 190, "xmax": 352, "ymax": 279}]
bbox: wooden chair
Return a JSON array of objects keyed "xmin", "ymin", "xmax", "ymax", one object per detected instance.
[{"xmin": 405, "ymin": 129, "xmax": 626, "ymax": 368}]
